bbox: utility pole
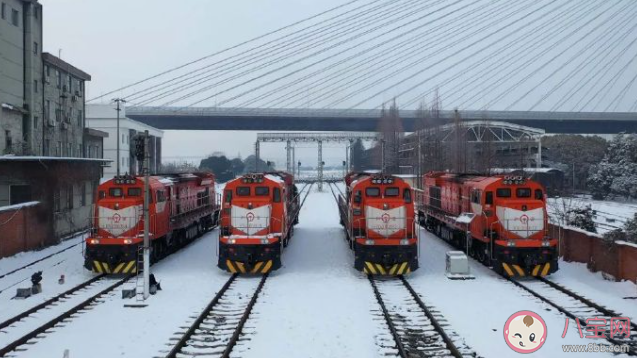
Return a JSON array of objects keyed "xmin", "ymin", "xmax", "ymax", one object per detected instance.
[
  {"xmin": 142, "ymin": 130, "xmax": 150, "ymax": 300},
  {"xmin": 255, "ymin": 141, "xmax": 260, "ymax": 172},
  {"xmin": 113, "ymin": 98, "xmax": 126, "ymax": 176},
  {"xmin": 381, "ymin": 139, "xmax": 386, "ymax": 174}
]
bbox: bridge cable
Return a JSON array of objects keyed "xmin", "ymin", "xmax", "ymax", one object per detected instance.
[
  {"xmin": 237, "ymin": 0, "xmax": 498, "ymax": 109},
  {"xmin": 172, "ymin": 0, "xmax": 465, "ymax": 108},
  {"xmin": 126, "ymin": 0, "xmax": 408, "ymax": 105},
  {"xmin": 87, "ymin": 0, "xmax": 368, "ymax": 102},
  {"xmin": 401, "ymin": 0, "xmax": 596, "ymax": 110},
  {"xmin": 474, "ymin": 0, "xmax": 630, "ymax": 111},
  {"xmin": 337, "ymin": 0, "xmax": 561, "ymax": 111}
]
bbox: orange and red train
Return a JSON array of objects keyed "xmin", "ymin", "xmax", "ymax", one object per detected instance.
[
  {"xmin": 418, "ymin": 172, "xmax": 558, "ymax": 277},
  {"xmin": 85, "ymin": 173, "xmax": 219, "ymax": 274},
  {"xmin": 338, "ymin": 172, "xmax": 418, "ymax": 275},
  {"xmin": 217, "ymin": 172, "xmax": 300, "ymax": 274}
]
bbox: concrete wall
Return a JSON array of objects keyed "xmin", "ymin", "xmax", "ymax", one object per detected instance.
[
  {"xmin": 0, "ymin": 0, "xmax": 43, "ymax": 155},
  {"xmin": 550, "ymin": 224, "xmax": 637, "ymax": 283}
]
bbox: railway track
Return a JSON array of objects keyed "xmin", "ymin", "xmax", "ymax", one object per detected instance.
[
  {"xmin": 0, "ymin": 275, "xmax": 131, "ymax": 357},
  {"xmin": 507, "ymin": 276, "xmax": 637, "ymax": 355},
  {"xmin": 166, "ymin": 274, "xmax": 268, "ymax": 358},
  {"xmin": 369, "ymin": 276, "xmax": 475, "ymax": 358}
]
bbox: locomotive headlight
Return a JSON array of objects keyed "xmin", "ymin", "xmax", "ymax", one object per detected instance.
[
  {"xmin": 228, "ymin": 239, "xmax": 236, "ymax": 244},
  {"xmin": 507, "ymin": 240, "xmax": 516, "ymax": 247},
  {"xmin": 261, "ymin": 239, "xmax": 269, "ymax": 244},
  {"xmin": 365, "ymin": 239, "xmax": 375, "ymax": 245},
  {"xmin": 124, "ymin": 239, "xmax": 132, "ymax": 244},
  {"xmin": 400, "ymin": 239, "xmax": 409, "ymax": 245},
  {"xmin": 542, "ymin": 240, "xmax": 551, "ymax": 247},
  {"xmin": 89, "ymin": 239, "xmax": 100, "ymax": 244}
]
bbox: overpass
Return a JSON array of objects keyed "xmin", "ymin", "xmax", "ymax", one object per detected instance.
[{"xmin": 126, "ymin": 107, "xmax": 637, "ymax": 134}]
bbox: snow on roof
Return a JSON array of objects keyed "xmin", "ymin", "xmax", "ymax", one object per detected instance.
[
  {"xmin": 158, "ymin": 178, "xmax": 175, "ymax": 185},
  {"xmin": 616, "ymin": 240, "xmax": 637, "ymax": 249},
  {"xmin": 0, "ymin": 201, "xmax": 40, "ymax": 213},
  {"xmin": 455, "ymin": 213, "xmax": 476, "ymax": 224},
  {"xmin": 0, "ymin": 155, "xmax": 111, "ymax": 163},
  {"xmin": 491, "ymin": 167, "xmax": 560, "ymax": 174},
  {"xmin": 264, "ymin": 174, "xmax": 285, "ymax": 184}
]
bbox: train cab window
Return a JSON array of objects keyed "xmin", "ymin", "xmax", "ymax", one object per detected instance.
[
  {"xmin": 109, "ymin": 188, "xmax": 123, "ymax": 197},
  {"xmin": 156, "ymin": 190, "xmax": 167, "ymax": 202},
  {"xmin": 128, "ymin": 188, "xmax": 141, "ymax": 197},
  {"xmin": 224, "ymin": 189, "xmax": 232, "ymax": 203},
  {"xmin": 354, "ymin": 190, "xmax": 362, "ymax": 203},
  {"xmin": 516, "ymin": 188, "xmax": 532, "ymax": 198},
  {"xmin": 273, "ymin": 187, "xmax": 281, "ymax": 203},
  {"xmin": 255, "ymin": 186, "xmax": 270, "ymax": 196},
  {"xmin": 471, "ymin": 190, "xmax": 481, "ymax": 204},
  {"xmin": 535, "ymin": 189, "xmax": 544, "ymax": 201},
  {"xmin": 385, "ymin": 187, "xmax": 399, "ymax": 197},
  {"xmin": 403, "ymin": 189, "xmax": 412, "ymax": 203},
  {"xmin": 365, "ymin": 187, "xmax": 380, "ymax": 197},
  {"xmin": 485, "ymin": 191, "xmax": 493, "ymax": 205},
  {"xmin": 236, "ymin": 187, "xmax": 250, "ymax": 196},
  {"xmin": 496, "ymin": 188, "xmax": 511, "ymax": 198},
  {"xmin": 99, "ymin": 191, "xmax": 106, "ymax": 199}
]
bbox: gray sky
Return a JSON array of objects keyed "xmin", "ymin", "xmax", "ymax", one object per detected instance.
[
  {"xmin": 39, "ymin": 0, "xmax": 637, "ymax": 167},
  {"xmin": 40, "ymin": 0, "xmax": 350, "ymax": 166}
]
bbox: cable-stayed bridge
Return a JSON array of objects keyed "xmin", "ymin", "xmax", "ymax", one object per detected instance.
[
  {"xmin": 126, "ymin": 107, "xmax": 637, "ymax": 134},
  {"xmin": 92, "ymin": 0, "xmax": 637, "ymax": 134}
]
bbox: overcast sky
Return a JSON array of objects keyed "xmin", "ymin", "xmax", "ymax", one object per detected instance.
[
  {"xmin": 39, "ymin": 0, "xmax": 637, "ymax": 167},
  {"xmin": 39, "ymin": 0, "xmax": 351, "ymax": 167}
]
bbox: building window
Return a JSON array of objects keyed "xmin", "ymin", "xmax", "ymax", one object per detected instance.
[
  {"xmin": 45, "ymin": 65, "xmax": 50, "ymax": 77},
  {"xmin": 56, "ymin": 70, "xmax": 61, "ymax": 88},
  {"xmin": 34, "ymin": 116, "xmax": 38, "ymax": 129},
  {"xmin": 11, "ymin": 8, "xmax": 18, "ymax": 27},
  {"xmin": 33, "ymin": 42, "xmax": 38, "ymax": 55},
  {"xmin": 34, "ymin": 79, "xmax": 38, "ymax": 93},
  {"xmin": 69, "ymin": 107, "xmax": 74, "ymax": 123},
  {"xmin": 34, "ymin": 6, "xmax": 38, "ymax": 19},
  {"xmin": 122, "ymin": 134, "xmax": 125, "ymax": 144},
  {"xmin": 55, "ymin": 107, "xmax": 62, "ymax": 122},
  {"xmin": 44, "ymin": 140, "xmax": 49, "ymax": 155},
  {"xmin": 5, "ymin": 130, "xmax": 11, "ymax": 150},
  {"xmin": 77, "ymin": 109, "xmax": 82, "ymax": 127},
  {"xmin": 67, "ymin": 143, "xmax": 72, "ymax": 157},
  {"xmin": 10, "ymin": 185, "xmax": 32, "ymax": 205},
  {"xmin": 68, "ymin": 75, "xmax": 72, "ymax": 92},
  {"xmin": 57, "ymin": 141, "xmax": 61, "ymax": 156},
  {"xmin": 1, "ymin": 3, "xmax": 5, "ymax": 20}
]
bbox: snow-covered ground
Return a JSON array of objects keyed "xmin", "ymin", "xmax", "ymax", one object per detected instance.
[
  {"xmin": 0, "ymin": 187, "xmax": 635, "ymax": 357},
  {"xmin": 548, "ymin": 197, "xmax": 637, "ymax": 234}
]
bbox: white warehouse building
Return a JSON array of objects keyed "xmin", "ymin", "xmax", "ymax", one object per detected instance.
[{"xmin": 86, "ymin": 104, "xmax": 163, "ymax": 179}]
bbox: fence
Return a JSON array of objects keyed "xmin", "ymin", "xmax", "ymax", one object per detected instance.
[{"xmin": 550, "ymin": 224, "xmax": 637, "ymax": 283}]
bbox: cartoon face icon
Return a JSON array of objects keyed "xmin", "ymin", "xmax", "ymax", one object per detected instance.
[{"xmin": 504, "ymin": 311, "xmax": 547, "ymax": 354}]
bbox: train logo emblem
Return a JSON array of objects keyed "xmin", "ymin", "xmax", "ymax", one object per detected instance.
[
  {"xmin": 246, "ymin": 212, "xmax": 255, "ymax": 222},
  {"xmin": 111, "ymin": 213, "xmax": 122, "ymax": 223},
  {"xmin": 504, "ymin": 310, "xmax": 547, "ymax": 354},
  {"xmin": 519, "ymin": 214, "xmax": 529, "ymax": 225},
  {"xmin": 381, "ymin": 213, "xmax": 391, "ymax": 224}
]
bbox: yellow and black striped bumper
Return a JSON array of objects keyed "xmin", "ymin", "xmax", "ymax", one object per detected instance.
[
  {"xmin": 225, "ymin": 260, "xmax": 274, "ymax": 274},
  {"xmin": 502, "ymin": 262, "xmax": 552, "ymax": 277},
  {"xmin": 363, "ymin": 261, "xmax": 412, "ymax": 275},
  {"xmin": 92, "ymin": 260, "xmax": 137, "ymax": 274}
]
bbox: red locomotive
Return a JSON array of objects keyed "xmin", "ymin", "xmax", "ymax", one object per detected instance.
[
  {"xmin": 218, "ymin": 172, "xmax": 299, "ymax": 274},
  {"xmin": 338, "ymin": 172, "xmax": 418, "ymax": 275},
  {"xmin": 419, "ymin": 172, "xmax": 558, "ymax": 277},
  {"xmin": 85, "ymin": 173, "xmax": 219, "ymax": 274}
]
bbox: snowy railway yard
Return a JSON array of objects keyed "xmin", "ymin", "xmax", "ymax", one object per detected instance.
[{"xmin": 0, "ymin": 187, "xmax": 636, "ymax": 358}]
